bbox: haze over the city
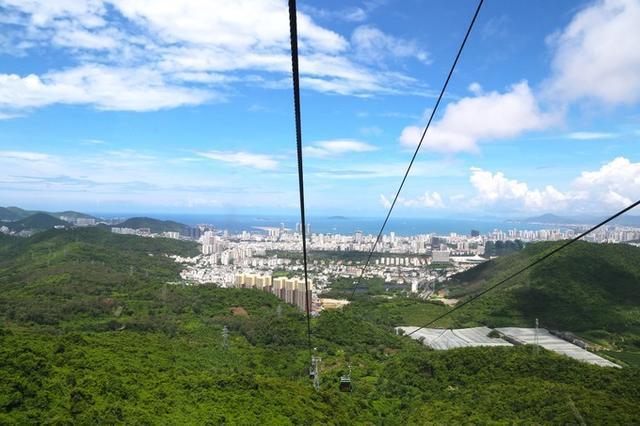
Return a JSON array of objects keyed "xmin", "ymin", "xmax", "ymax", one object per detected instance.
[{"xmin": 0, "ymin": 0, "xmax": 639, "ymax": 218}]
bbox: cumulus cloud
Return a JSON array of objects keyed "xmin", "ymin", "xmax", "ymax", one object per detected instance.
[
  {"xmin": 546, "ymin": 0, "xmax": 640, "ymax": 105},
  {"xmin": 197, "ymin": 151, "xmax": 279, "ymax": 170},
  {"xmin": 468, "ymin": 157, "xmax": 640, "ymax": 212},
  {"xmin": 573, "ymin": 157, "xmax": 640, "ymax": 208},
  {"xmin": 396, "ymin": 0, "xmax": 640, "ymax": 154},
  {"xmin": 304, "ymin": 140, "xmax": 377, "ymax": 158},
  {"xmin": 469, "ymin": 167, "xmax": 568, "ymax": 211},
  {"xmin": 399, "ymin": 82, "xmax": 556, "ymax": 152}
]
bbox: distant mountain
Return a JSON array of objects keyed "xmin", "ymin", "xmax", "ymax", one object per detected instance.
[
  {"xmin": 50, "ymin": 210, "xmax": 98, "ymax": 220},
  {"xmin": 0, "ymin": 206, "xmax": 32, "ymax": 221},
  {"xmin": 327, "ymin": 215, "xmax": 349, "ymax": 220},
  {"xmin": 7, "ymin": 213, "xmax": 69, "ymax": 231},
  {"xmin": 0, "ymin": 206, "xmax": 97, "ymax": 222},
  {"xmin": 115, "ymin": 217, "xmax": 191, "ymax": 234},
  {"xmin": 523, "ymin": 213, "xmax": 576, "ymax": 224},
  {"xmin": 513, "ymin": 213, "xmax": 640, "ymax": 226},
  {"xmin": 0, "ymin": 207, "xmax": 20, "ymax": 221},
  {"xmin": 612, "ymin": 215, "xmax": 640, "ymax": 226}
]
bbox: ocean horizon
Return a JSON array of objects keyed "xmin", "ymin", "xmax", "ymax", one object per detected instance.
[{"xmin": 93, "ymin": 213, "xmax": 552, "ymax": 236}]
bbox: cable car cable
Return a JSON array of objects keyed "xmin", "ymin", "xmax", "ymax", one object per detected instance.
[
  {"xmin": 407, "ymin": 198, "xmax": 640, "ymax": 337},
  {"xmin": 348, "ymin": 0, "xmax": 484, "ymax": 300},
  {"xmin": 288, "ymin": 0, "xmax": 313, "ymax": 350}
]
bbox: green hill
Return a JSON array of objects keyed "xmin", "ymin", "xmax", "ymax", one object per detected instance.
[
  {"xmin": 115, "ymin": 216, "xmax": 191, "ymax": 234},
  {"xmin": 50, "ymin": 210, "xmax": 98, "ymax": 220},
  {"xmin": 1, "ymin": 207, "xmax": 97, "ymax": 223},
  {"xmin": 0, "ymin": 207, "xmax": 96, "ymax": 222},
  {"xmin": 445, "ymin": 241, "xmax": 640, "ymax": 351},
  {"xmin": 0, "ymin": 230, "xmax": 639, "ymax": 423},
  {"xmin": 0, "ymin": 207, "xmax": 30, "ymax": 221},
  {"xmin": 0, "ymin": 207, "xmax": 18, "ymax": 221},
  {"xmin": 7, "ymin": 213, "xmax": 69, "ymax": 232}
]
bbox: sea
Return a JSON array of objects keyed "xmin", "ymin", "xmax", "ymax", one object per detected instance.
[{"xmin": 94, "ymin": 213, "xmax": 551, "ymax": 236}]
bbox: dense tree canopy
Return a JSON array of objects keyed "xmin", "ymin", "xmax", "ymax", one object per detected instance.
[{"xmin": 1, "ymin": 229, "xmax": 639, "ymax": 423}]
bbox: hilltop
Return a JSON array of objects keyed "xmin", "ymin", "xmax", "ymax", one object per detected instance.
[
  {"xmin": 1, "ymin": 229, "xmax": 639, "ymax": 423},
  {"xmin": 515, "ymin": 213, "xmax": 640, "ymax": 226},
  {"xmin": 0, "ymin": 207, "xmax": 25, "ymax": 221},
  {"xmin": 522, "ymin": 213, "xmax": 577, "ymax": 224},
  {"xmin": 446, "ymin": 241, "xmax": 640, "ymax": 354},
  {"xmin": 114, "ymin": 216, "xmax": 191, "ymax": 234},
  {"xmin": 6, "ymin": 213, "xmax": 69, "ymax": 232},
  {"xmin": 0, "ymin": 206, "xmax": 97, "ymax": 222}
]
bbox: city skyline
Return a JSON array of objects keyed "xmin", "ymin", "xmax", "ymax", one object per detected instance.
[{"xmin": 1, "ymin": 0, "xmax": 639, "ymax": 217}]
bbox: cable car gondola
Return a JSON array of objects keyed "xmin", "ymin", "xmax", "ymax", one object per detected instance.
[{"xmin": 339, "ymin": 365, "xmax": 352, "ymax": 392}]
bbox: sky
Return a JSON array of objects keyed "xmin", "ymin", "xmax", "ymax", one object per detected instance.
[{"xmin": 0, "ymin": 0, "xmax": 639, "ymax": 218}]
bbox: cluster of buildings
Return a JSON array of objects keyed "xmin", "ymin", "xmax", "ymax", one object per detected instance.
[
  {"xmin": 59, "ymin": 216, "xmax": 96, "ymax": 226},
  {"xmin": 234, "ymin": 273, "xmax": 314, "ymax": 311},
  {"xmin": 173, "ymin": 222, "xmax": 640, "ymax": 311},
  {"xmin": 111, "ymin": 227, "xmax": 181, "ymax": 240}
]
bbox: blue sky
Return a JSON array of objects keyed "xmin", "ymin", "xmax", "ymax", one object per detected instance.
[{"xmin": 0, "ymin": 0, "xmax": 639, "ymax": 218}]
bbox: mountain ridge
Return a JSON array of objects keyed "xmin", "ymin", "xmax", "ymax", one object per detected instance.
[{"xmin": 114, "ymin": 216, "xmax": 191, "ymax": 234}]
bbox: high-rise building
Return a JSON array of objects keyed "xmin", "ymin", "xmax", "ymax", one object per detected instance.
[{"xmin": 238, "ymin": 273, "xmax": 312, "ymax": 311}]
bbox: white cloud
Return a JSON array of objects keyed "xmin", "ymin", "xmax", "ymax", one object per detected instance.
[
  {"xmin": 344, "ymin": 8, "xmax": 368, "ymax": 22},
  {"xmin": 399, "ymin": 191, "xmax": 444, "ymax": 208},
  {"xmin": 1, "ymin": 0, "xmax": 106, "ymax": 27},
  {"xmin": 0, "ymin": 65, "xmax": 211, "ymax": 112},
  {"xmin": 469, "ymin": 167, "xmax": 568, "ymax": 211},
  {"xmin": 573, "ymin": 157, "xmax": 640, "ymax": 208},
  {"xmin": 399, "ymin": 82, "xmax": 556, "ymax": 153},
  {"xmin": 352, "ymin": 25, "xmax": 430, "ymax": 65},
  {"xmin": 304, "ymin": 140, "xmax": 377, "ymax": 158},
  {"xmin": 567, "ymin": 131, "xmax": 617, "ymax": 140},
  {"xmin": 0, "ymin": 147, "xmax": 295, "ymax": 210},
  {"xmin": 0, "ymin": 111, "xmax": 22, "ymax": 120},
  {"xmin": 377, "ymin": 191, "xmax": 445, "ymax": 209},
  {"xmin": 50, "ymin": 21, "xmax": 121, "ymax": 50},
  {"xmin": 468, "ymin": 82, "xmax": 483, "ymax": 95},
  {"xmin": 468, "ymin": 157, "xmax": 640, "ymax": 212},
  {"xmin": 314, "ymin": 160, "xmax": 463, "ymax": 180},
  {"xmin": 379, "ymin": 193, "xmax": 392, "ymax": 209},
  {"xmin": 0, "ymin": 150, "xmax": 53, "ymax": 161},
  {"xmin": 110, "ymin": 0, "xmax": 347, "ymax": 53},
  {"xmin": 0, "ymin": 0, "xmax": 430, "ymax": 115},
  {"xmin": 304, "ymin": 6, "xmax": 367, "ymax": 23},
  {"xmin": 547, "ymin": 0, "xmax": 640, "ymax": 105},
  {"xmin": 197, "ymin": 151, "xmax": 279, "ymax": 170}
]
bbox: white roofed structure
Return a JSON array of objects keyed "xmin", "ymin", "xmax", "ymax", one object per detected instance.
[{"xmin": 397, "ymin": 326, "xmax": 512, "ymax": 350}]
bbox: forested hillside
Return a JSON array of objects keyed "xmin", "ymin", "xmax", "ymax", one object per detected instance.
[
  {"xmin": 114, "ymin": 217, "xmax": 191, "ymax": 234},
  {"xmin": 446, "ymin": 241, "xmax": 640, "ymax": 354},
  {"xmin": 6, "ymin": 213, "xmax": 69, "ymax": 232},
  {"xmin": 1, "ymin": 230, "xmax": 639, "ymax": 423}
]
